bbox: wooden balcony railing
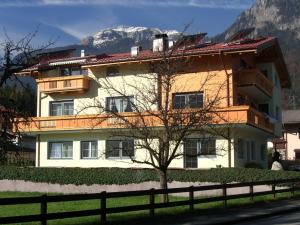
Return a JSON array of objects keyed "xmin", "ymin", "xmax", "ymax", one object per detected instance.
[
  {"xmin": 37, "ymin": 75, "xmax": 90, "ymax": 94},
  {"xmin": 17, "ymin": 106, "xmax": 274, "ymax": 134},
  {"xmin": 237, "ymin": 69, "xmax": 273, "ymax": 97}
]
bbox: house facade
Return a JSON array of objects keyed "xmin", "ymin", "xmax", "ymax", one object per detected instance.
[
  {"xmin": 17, "ymin": 33, "xmax": 290, "ymax": 169},
  {"xmin": 272, "ymin": 110, "xmax": 300, "ymax": 160}
]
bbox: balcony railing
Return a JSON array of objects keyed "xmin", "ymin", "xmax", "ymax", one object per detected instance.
[
  {"xmin": 237, "ymin": 69, "xmax": 273, "ymax": 98},
  {"xmin": 17, "ymin": 106, "xmax": 274, "ymax": 134},
  {"xmin": 37, "ymin": 75, "xmax": 90, "ymax": 94}
]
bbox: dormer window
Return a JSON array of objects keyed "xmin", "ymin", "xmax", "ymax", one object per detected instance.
[{"xmin": 107, "ymin": 66, "xmax": 120, "ymax": 76}]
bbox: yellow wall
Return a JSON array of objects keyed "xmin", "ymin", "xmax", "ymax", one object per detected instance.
[{"xmin": 37, "ymin": 131, "xmax": 231, "ymax": 168}]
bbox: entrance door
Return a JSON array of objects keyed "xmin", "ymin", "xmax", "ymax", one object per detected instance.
[{"xmin": 184, "ymin": 139, "xmax": 198, "ymax": 168}]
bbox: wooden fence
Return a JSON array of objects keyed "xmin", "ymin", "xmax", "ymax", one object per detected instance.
[{"xmin": 0, "ymin": 178, "xmax": 299, "ymax": 224}]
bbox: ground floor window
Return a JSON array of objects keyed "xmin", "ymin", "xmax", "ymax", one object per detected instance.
[
  {"xmin": 183, "ymin": 138, "xmax": 216, "ymax": 168},
  {"xmin": 251, "ymin": 141, "xmax": 256, "ymax": 160},
  {"xmin": 106, "ymin": 140, "xmax": 134, "ymax": 158},
  {"xmin": 295, "ymin": 149, "xmax": 300, "ymax": 160},
  {"xmin": 48, "ymin": 141, "xmax": 73, "ymax": 159},
  {"xmin": 237, "ymin": 138, "xmax": 244, "ymax": 159},
  {"xmin": 260, "ymin": 144, "xmax": 266, "ymax": 161},
  {"xmin": 81, "ymin": 141, "xmax": 98, "ymax": 159}
]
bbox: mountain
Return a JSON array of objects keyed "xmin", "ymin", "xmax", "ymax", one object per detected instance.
[
  {"xmin": 214, "ymin": 0, "xmax": 300, "ymax": 109},
  {"xmin": 81, "ymin": 25, "xmax": 180, "ymax": 54}
]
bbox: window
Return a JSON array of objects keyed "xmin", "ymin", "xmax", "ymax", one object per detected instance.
[
  {"xmin": 48, "ymin": 141, "xmax": 73, "ymax": 159},
  {"xmin": 50, "ymin": 101, "xmax": 74, "ymax": 116},
  {"xmin": 295, "ymin": 150, "xmax": 300, "ymax": 160},
  {"xmin": 184, "ymin": 138, "xmax": 216, "ymax": 156},
  {"xmin": 251, "ymin": 141, "xmax": 256, "ymax": 160},
  {"xmin": 238, "ymin": 138, "xmax": 244, "ymax": 159},
  {"xmin": 106, "ymin": 96, "xmax": 134, "ymax": 113},
  {"xmin": 61, "ymin": 67, "xmax": 88, "ymax": 76},
  {"xmin": 106, "ymin": 66, "xmax": 120, "ymax": 76},
  {"xmin": 275, "ymin": 106, "xmax": 280, "ymax": 121},
  {"xmin": 258, "ymin": 104, "xmax": 269, "ymax": 115},
  {"xmin": 173, "ymin": 92, "xmax": 203, "ymax": 109},
  {"xmin": 261, "ymin": 69, "xmax": 268, "ymax": 78},
  {"xmin": 260, "ymin": 144, "xmax": 266, "ymax": 161},
  {"xmin": 106, "ymin": 140, "xmax": 134, "ymax": 158},
  {"xmin": 246, "ymin": 141, "xmax": 251, "ymax": 162},
  {"xmin": 81, "ymin": 141, "xmax": 98, "ymax": 159}
]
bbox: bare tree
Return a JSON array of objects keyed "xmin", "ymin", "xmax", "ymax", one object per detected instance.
[
  {"xmin": 0, "ymin": 27, "xmax": 54, "ymax": 164},
  {"xmin": 79, "ymin": 35, "xmax": 233, "ymax": 202}
]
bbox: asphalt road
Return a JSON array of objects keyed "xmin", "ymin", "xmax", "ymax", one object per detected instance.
[{"xmin": 237, "ymin": 209, "xmax": 300, "ymax": 225}]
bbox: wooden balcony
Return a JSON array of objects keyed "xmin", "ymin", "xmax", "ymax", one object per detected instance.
[
  {"xmin": 37, "ymin": 75, "xmax": 90, "ymax": 94},
  {"xmin": 17, "ymin": 106, "xmax": 274, "ymax": 134},
  {"xmin": 237, "ymin": 69, "xmax": 273, "ymax": 100}
]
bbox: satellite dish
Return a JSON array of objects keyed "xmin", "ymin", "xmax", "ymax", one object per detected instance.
[{"xmin": 226, "ymin": 27, "xmax": 255, "ymax": 42}]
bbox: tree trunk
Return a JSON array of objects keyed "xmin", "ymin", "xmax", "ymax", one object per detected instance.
[{"xmin": 159, "ymin": 170, "xmax": 169, "ymax": 203}]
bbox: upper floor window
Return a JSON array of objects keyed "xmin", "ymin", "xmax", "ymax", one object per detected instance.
[
  {"xmin": 50, "ymin": 100, "xmax": 74, "ymax": 116},
  {"xmin": 61, "ymin": 67, "xmax": 88, "ymax": 76},
  {"xmin": 106, "ymin": 96, "xmax": 134, "ymax": 113},
  {"xmin": 258, "ymin": 104, "xmax": 269, "ymax": 115},
  {"xmin": 48, "ymin": 141, "xmax": 73, "ymax": 159},
  {"xmin": 106, "ymin": 140, "xmax": 134, "ymax": 158},
  {"xmin": 106, "ymin": 66, "xmax": 120, "ymax": 76},
  {"xmin": 173, "ymin": 92, "xmax": 203, "ymax": 109}
]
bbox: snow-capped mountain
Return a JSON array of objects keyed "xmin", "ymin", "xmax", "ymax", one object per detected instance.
[{"xmin": 81, "ymin": 25, "xmax": 180, "ymax": 54}]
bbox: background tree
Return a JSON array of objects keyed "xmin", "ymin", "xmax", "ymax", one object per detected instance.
[
  {"xmin": 0, "ymin": 28, "xmax": 54, "ymax": 164},
  {"xmin": 80, "ymin": 35, "xmax": 233, "ymax": 202}
]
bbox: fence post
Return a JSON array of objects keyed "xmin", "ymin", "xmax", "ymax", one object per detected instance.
[
  {"xmin": 189, "ymin": 186, "xmax": 194, "ymax": 210},
  {"xmin": 40, "ymin": 194, "xmax": 47, "ymax": 225},
  {"xmin": 149, "ymin": 188, "xmax": 155, "ymax": 217},
  {"xmin": 272, "ymin": 180, "xmax": 276, "ymax": 199},
  {"xmin": 291, "ymin": 180, "xmax": 295, "ymax": 197},
  {"xmin": 101, "ymin": 191, "xmax": 107, "ymax": 223},
  {"xmin": 222, "ymin": 183, "xmax": 227, "ymax": 206},
  {"xmin": 249, "ymin": 181, "xmax": 254, "ymax": 202}
]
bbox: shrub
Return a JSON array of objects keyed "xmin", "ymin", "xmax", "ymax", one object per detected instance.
[
  {"xmin": 1, "ymin": 166, "xmax": 300, "ymax": 186},
  {"xmin": 244, "ymin": 162, "xmax": 263, "ymax": 169}
]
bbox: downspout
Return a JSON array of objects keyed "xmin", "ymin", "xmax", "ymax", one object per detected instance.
[{"xmin": 219, "ymin": 50, "xmax": 232, "ymax": 167}]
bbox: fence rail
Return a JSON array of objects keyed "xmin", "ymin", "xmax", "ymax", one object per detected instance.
[{"xmin": 0, "ymin": 178, "xmax": 299, "ymax": 224}]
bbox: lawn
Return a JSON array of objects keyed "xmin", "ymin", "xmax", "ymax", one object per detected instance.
[{"xmin": 0, "ymin": 191, "xmax": 298, "ymax": 225}]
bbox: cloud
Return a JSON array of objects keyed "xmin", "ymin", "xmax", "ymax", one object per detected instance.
[{"xmin": 0, "ymin": 0, "xmax": 255, "ymax": 9}]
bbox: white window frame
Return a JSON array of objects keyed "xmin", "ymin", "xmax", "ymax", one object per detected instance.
[
  {"xmin": 49, "ymin": 100, "xmax": 74, "ymax": 116},
  {"xmin": 48, "ymin": 141, "xmax": 73, "ymax": 159},
  {"xmin": 80, "ymin": 141, "xmax": 98, "ymax": 159},
  {"xmin": 106, "ymin": 96, "xmax": 134, "ymax": 113}
]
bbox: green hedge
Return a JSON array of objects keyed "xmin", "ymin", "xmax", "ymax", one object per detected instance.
[{"xmin": 1, "ymin": 167, "xmax": 300, "ymax": 186}]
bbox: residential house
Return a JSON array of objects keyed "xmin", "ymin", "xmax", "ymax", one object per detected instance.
[
  {"xmin": 17, "ymin": 32, "xmax": 290, "ymax": 169},
  {"xmin": 272, "ymin": 110, "xmax": 300, "ymax": 160}
]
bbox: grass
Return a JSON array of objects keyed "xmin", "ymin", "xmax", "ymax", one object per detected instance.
[{"xmin": 0, "ymin": 191, "xmax": 299, "ymax": 225}]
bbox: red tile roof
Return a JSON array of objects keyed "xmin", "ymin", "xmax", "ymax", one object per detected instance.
[{"xmin": 21, "ymin": 36, "xmax": 276, "ymax": 72}]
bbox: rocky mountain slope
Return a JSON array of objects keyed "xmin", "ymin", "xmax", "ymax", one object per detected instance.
[
  {"xmin": 81, "ymin": 25, "xmax": 180, "ymax": 54},
  {"xmin": 214, "ymin": 0, "xmax": 300, "ymax": 109}
]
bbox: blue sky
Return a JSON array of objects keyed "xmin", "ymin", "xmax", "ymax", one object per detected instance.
[{"xmin": 0, "ymin": 0, "xmax": 256, "ymax": 47}]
